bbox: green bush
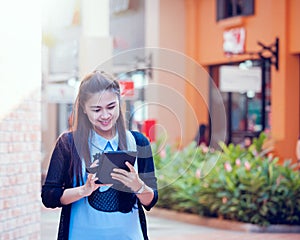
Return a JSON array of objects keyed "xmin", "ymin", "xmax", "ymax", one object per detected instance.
[{"xmin": 152, "ymin": 132, "xmax": 300, "ymax": 226}]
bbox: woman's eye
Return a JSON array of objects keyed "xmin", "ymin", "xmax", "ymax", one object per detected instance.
[{"xmin": 108, "ymin": 105, "xmax": 115, "ymax": 110}]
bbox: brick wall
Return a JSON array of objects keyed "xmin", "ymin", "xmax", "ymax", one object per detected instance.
[{"xmin": 0, "ymin": 90, "xmax": 42, "ymax": 240}]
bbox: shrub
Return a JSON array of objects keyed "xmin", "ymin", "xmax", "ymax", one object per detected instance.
[{"xmin": 152, "ymin": 132, "xmax": 300, "ymax": 226}]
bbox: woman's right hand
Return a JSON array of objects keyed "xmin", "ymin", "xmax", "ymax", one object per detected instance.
[
  {"xmin": 81, "ymin": 174, "xmax": 112, "ymax": 197},
  {"xmin": 81, "ymin": 160, "xmax": 112, "ymax": 197},
  {"xmin": 60, "ymin": 164, "xmax": 112, "ymax": 205},
  {"xmin": 60, "ymin": 174, "xmax": 103, "ymax": 205},
  {"xmin": 80, "ymin": 173, "xmax": 101, "ymax": 197}
]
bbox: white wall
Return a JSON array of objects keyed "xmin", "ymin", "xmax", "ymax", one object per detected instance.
[
  {"xmin": 0, "ymin": 0, "xmax": 41, "ymax": 119},
  {"xmin": 0, "ymin": 1, "xmax": 42, "ymax": 238}
]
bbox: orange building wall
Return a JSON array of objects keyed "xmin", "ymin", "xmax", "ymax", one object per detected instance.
[
  {"xmin": 289, "ymin": 0, "xmax": 300, "ymax": 53},
  {"xmin": 185, "ymin": 0, "xmax": 300, "ymax": 163},
  {"xmin": 185, "ymin": 0, "xmax": 210, "ymax": 141}
]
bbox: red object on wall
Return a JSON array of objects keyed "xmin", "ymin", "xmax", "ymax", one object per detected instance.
[
  {"xmin": 223, "ymin": 27, "xmax": 245, "ymax": 54},
  {"xmin": 143, "ymin": 119, "xmax": 156, "ymax": 142},
  {"xmin": 119, "ymin": 80, "xmax": 134, "ymax": 97}
]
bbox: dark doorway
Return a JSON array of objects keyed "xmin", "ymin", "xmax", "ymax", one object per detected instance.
[{"xmin": 209, "ymin": 59, "xmax": 271, "ymax": 145}]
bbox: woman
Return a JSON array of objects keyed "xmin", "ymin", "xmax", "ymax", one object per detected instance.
[{"xmin": 41, "ymin": 71, "xmax": 158, "ymax": 240}]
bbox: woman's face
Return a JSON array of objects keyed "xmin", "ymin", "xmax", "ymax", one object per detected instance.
[{"xmin": 84, "ymin": 90, "xmax": 120, "ymax": 139}]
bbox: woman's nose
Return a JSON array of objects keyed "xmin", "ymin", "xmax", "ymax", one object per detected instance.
[{"xmin": 100, "ymin": 110, "xmax": 110, "ymax": 118}]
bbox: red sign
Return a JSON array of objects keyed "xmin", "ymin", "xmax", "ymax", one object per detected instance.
[
  {"xmin": 119, "ymin": 80, "xmax": 134, "ymax": 97},
  {"xmin": 223, "ymin": 27, "xmax": 245, "ymax": 54},
  {"xmin": 143, "ymin": 119, "xmax": 156, "ymax": 142}
]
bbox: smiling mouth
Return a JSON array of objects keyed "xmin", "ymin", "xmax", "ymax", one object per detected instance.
[{"xmin": 100, "ymin": 120, "xmax": 111, "ymax": 126}]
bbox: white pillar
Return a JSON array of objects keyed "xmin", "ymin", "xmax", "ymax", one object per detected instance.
[
  {"xmin": 79, "ymin": 0, "xmax": 113, "ymax": 78},
  {"xmin": 81, "ymin": 0, "xmax": 110, "ymax": 37},
  {"xmin": 0, "ymin": 0, "xmax": 41, "ymax": 118}
]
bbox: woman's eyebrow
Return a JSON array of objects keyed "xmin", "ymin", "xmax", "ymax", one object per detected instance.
[
  {"xmin": 89, "ymin": 101, "xmax": 117, "ymax": 108},
  {"xmin": 90, "ymin": 105, "xmax": 101, "ymax": 109},
  {"xmin": 107, "ymin": 101, "xmax": 117, "ymax": 106}
]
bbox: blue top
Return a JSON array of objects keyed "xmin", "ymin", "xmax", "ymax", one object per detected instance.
[{"xmin": 68, "ymin": 131, "xmax": 143, "ymax": 239}]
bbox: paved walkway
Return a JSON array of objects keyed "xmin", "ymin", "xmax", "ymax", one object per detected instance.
[{"xmin": 41, "ymin": 206, "xmax": 300, "ymax": 240}]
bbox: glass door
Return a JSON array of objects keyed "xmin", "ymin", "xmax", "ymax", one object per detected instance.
[{"xmin": 209, "ymin": 59, "xmax": 271, "ymax": 145}]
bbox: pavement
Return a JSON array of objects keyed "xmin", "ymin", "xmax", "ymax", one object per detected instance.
[{"xmin": 41, "ymin": 206, "xmax": 300, "ymax": 240}]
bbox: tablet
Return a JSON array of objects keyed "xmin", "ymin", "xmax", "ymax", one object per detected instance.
[{"xmin": 86, "ymin": 151, "xmax": 137, "ymax": 185}]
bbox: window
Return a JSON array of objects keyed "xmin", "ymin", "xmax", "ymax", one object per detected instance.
[
  {"xmin": 209, "ymin": 59, "xmax": 271, "ymax": 145},
  {"xmin": 217, "ymin": 0, "xmax": 254, "ymax": 21}
]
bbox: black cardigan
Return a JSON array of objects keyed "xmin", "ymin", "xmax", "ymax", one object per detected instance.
[{"xmin": 41, "ymin": 131, "xmax": 158, "ymax": 240}]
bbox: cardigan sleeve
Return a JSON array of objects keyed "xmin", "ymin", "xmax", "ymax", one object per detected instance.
[
  {"xmin": 41, "ymin": 132, "xmax": 72, "ymax": 208},
  {"xmin": 131, "ymin": 131, "xmax": 158, "ymax": 211}
]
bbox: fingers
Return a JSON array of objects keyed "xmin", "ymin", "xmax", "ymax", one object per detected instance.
[
  {"xmin": 90, "ymin": 160, "xmax": 99, "ymax": 168},
  {"xmin": 111, "ymin": 170, "xmax": 133, "ymax": 183},
  {"xmin": 125, "ymin": 161, "xmax": 135, "ymax": 172},
  {"xmin": 111, "ymin": 163, "xmax": 142, "ymax": 191},
  {"xmin": 87, "ymin": 173, "xmax": 101, "ymax": 186},
  {"xmin": 88, "ymin": 173, "xmax": 98, "ymax": 180},
  {"xmin": 112, "ymin": 161, "xmax": 135, "ymax": 175}
]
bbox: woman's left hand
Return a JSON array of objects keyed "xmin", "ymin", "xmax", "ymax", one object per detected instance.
[{"xmin": 111, "ymin": 161, "xmax": 144, "ymax": 192}]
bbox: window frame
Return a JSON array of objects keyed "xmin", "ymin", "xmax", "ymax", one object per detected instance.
[{"xmin": 216, "ymin": 0, "xmax": 254, "ymax": 21}]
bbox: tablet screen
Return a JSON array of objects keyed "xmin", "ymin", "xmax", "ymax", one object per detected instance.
[{"xmin": 87, "ymin": 151, "xmax": 137, "ymax": 185}]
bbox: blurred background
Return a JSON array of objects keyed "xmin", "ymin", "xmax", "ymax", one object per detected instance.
[{"xmin": 0, "ymin": 0, "xmax": 299, "ymax": 239}]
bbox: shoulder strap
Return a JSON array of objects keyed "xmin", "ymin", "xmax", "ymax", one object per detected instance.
[
  {"xmin": 126, "ymin": 130, "xmax": 137, "ymax": 151},
  {"xmin": 130, "ymin": 130, "xmax": 142, "ymax": 145}
]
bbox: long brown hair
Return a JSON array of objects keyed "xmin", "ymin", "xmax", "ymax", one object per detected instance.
[{"xmin": 70, "ymin": 71, "xmax": 128, "ymax": 175}]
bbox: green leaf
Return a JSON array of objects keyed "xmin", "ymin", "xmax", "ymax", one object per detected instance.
[{"xmin": 154, "ymin": 132, "xmax": 300, "ymax": 226}]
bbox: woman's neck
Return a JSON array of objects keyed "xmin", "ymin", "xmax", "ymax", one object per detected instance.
[{"xmin": 94, "ymin": 128, "xmax": 116, "ymax": 140}]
